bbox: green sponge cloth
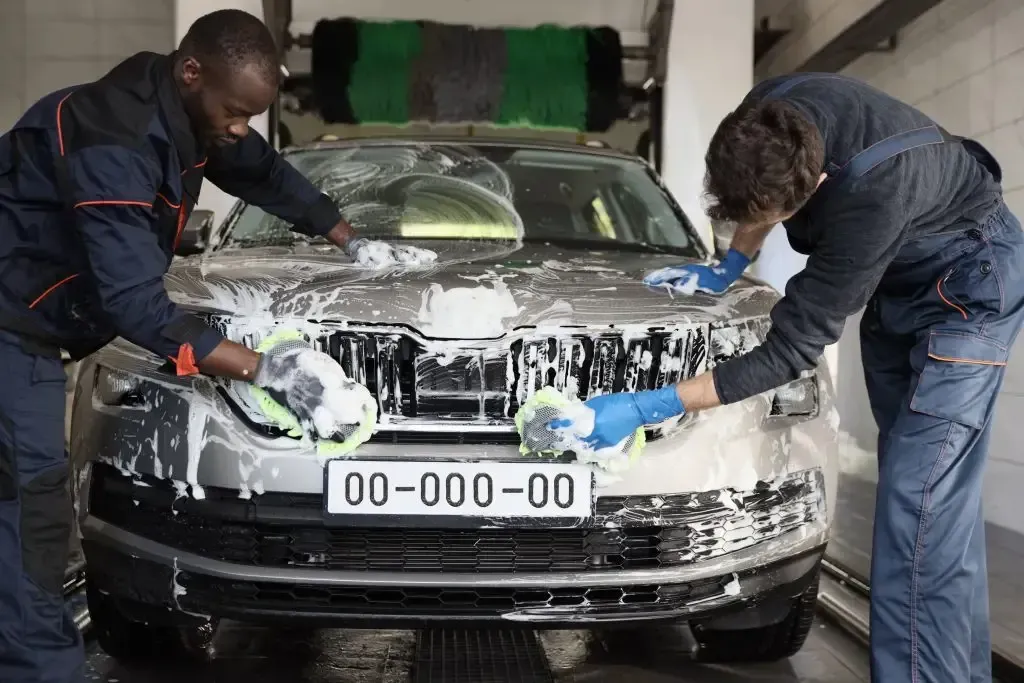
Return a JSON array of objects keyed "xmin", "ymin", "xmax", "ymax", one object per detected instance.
[
  {"xmin": 251, "ymin": 328, "xmax": 377, "ymax": 457},
  {"xmin": 514, "ymin": 386, "xmax": 646, "ymax": 469}
]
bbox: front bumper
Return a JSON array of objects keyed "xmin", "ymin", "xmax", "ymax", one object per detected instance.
[{"xmin": 80, "ymin": 463, "xmax": 828, "ymax": 627}]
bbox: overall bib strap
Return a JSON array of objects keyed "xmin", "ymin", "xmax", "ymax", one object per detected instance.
[
  {"xmin": 763, "ymin": 73, "xmax": 843, "ymax": 98},
  {"xmin": 830, "ymin": 125, "xmax": 947, "ymax": 186}
]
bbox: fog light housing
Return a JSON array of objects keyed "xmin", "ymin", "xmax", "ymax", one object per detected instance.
[{"xmin": 94, "ymin": 367, "xmax": 144, "ymax": 406}]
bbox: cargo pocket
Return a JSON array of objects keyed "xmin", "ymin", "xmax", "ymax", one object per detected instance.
[
  {"xmin": 0, "ymin": 412, "xmax": 15, "ymax": 501},
  {"xmin": 31, "ymin": 354, "xmax": 68, "ymax": 385},
  {"xmin": 21, "ymin": 465, "xmax": 73, "ymax": 596},
  {"xmin": 909, "ymin": 331, "xmax": 1008, "ymax": 429}
]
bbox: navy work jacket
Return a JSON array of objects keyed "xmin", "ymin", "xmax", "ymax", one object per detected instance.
[{"xmin": 0, "ymin": 51, "xmax": 341, "ymax": 367}]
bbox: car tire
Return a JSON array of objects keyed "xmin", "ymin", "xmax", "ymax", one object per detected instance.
[
  {"xmin": 87, "ymin": 583, "xmax": 217, "ymax": 664},
  {"xmin": 690, "ymin": 572, "xmax": 819, "ymax": 663}
]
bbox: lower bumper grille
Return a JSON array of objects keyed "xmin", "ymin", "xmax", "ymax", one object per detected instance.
[
  {"xmin": 87, "ymin": 465, "xmax": 824, "ymax": 574},
  {"xmin": 175, "ymin": 573, "xmax": 725, "ymax": 616}
]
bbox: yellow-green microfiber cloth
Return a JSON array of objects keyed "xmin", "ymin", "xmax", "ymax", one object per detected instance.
[
  {"xmin": 514, "ymin": 386, "xmax": 645, "ymax": 474},
  {"xmin": 250, "ymin": 328, "xmax": 378, "ymax": 457}
]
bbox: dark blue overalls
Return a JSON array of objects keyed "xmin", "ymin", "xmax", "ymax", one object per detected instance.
[{"xmin": 769, "ymin": 74, "xmax": 1024, "ymax": 683}]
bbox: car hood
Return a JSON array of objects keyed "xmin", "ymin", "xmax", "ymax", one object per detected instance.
[{"xmin": 166, "ymin": 240, "xmax": 780, "ymax": 339}]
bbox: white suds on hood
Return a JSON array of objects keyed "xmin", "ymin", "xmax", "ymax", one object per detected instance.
[{"xmin": 417, "ymin": 281, "xmax": 520, "ymax": 338}]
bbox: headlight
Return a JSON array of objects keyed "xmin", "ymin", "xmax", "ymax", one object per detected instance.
[
  {"xmin": 208, "ymin": 324, "xmax": 300, "ymax": 437},
  {"xmin": 710, "ymin": 320, "xmax": 820, "ymax": 419},
  {"xmin": 94, "ymin": 367, "xmax": 144, "ymax": 407},
  {"xmin": 218, "ymin": 378, "xmax": 291, "ymax": 434},
  {"xmin": 769, "ymin": 375, "xmax": 819, "ymax": 418}
]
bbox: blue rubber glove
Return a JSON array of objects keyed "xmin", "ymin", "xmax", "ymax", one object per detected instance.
[
  {"xmin": 549, "ymin": 386, "xmax": 686, "ymax": 450},
  {"xmin": 643, "ymin": 248, "xmax": 751, "ymax": 295}
]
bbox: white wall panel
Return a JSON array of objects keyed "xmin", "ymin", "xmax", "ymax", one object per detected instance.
[
  {"xmin": 290, "ymin": 0, "xmax": 655, "ymax": 45},
  {"xmin": 661, "ymin": 0, "xmax": 755, "ymax": 250}
]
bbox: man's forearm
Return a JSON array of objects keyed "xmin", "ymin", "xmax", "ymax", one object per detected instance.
[
  {"xmin": 197, "ymin": 339, "xmax": 262, "ymax": 382},
  {"xmin": 673, "ymin": 372, "xmax": 722, "ymax": 414},
  {"xmin": 729, "ymin": 222, "xmax": 775, "ymax": 260}
]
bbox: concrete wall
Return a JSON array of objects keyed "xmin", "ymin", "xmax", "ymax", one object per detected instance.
[
  {"xmin": 755, "ymin": 0, "xmax": 887, "ymax": 79},
  {"xmin": 0, "ymin": 0, "xmax": 268, "ymax": 227},
  {"xmin": 0, "ymin": 1, "xmax": 176, "ymax": 133},
  {"xmin": 837, "ymin": 0, "xmax": 1024, "ymax": 534}
]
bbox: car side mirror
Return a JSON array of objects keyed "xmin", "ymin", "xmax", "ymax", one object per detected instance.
[
  {"xmin": 710, "ymin": 219, "xmax": 760, "ymax": 264},
  {"xmin": 174, "ymin": 209, "xmax": 215, "ymax": 257}
]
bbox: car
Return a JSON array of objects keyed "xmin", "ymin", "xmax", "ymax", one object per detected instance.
[{"xmin": 70, "ymin": 137, "xmax": 839, "ymax": 663}]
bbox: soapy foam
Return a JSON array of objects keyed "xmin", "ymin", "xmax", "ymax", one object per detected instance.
[
  {"xmin": 352, "ymin": 239, "xmax": 438, "ymax": 269},
  {"xmin": 418, "ymin": 281, "xmax": 520, "ymax": 338}
]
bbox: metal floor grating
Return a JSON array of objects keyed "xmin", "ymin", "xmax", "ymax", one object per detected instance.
[{"xmin": 412, "ymin": 629, "xmax": 555, "ymax": 683}]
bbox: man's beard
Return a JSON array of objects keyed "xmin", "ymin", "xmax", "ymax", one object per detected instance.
[{"xmin": 210, "ymin": 133, "xmax": 240, "ymax": 147}]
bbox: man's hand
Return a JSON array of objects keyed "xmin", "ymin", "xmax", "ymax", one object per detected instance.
[
  {"xmin": 643, "ymin": 248, "xmax": 751, "ymax": 295},
  {"xmin": 549, "ymin": 386, "xmax": 685, "ymax": 450},
  {"xmin": 252, "ymin": 337, "xmax": 376, "ymax": 441},
  {"xmin": 323, "ymin": 219, "xmax": 437, "ymax": 269}
]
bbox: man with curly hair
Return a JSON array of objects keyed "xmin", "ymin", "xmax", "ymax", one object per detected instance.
[{"xmin": 558, "ymin": 73, "xmax": 1023, "ymax": 682}]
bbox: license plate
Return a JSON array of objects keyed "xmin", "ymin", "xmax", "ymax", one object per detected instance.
[{"xmin": 324, "ymin": 459, "xmax": 593, "ymax": 519}]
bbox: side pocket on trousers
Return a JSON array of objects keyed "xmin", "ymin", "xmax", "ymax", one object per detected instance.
[
  {"xmin": 936, "ymin": 267, "xmax": 973, "ymax": 320},
  {"xmin": 909, "ymin": 331, "xmax": 1008, "ymax": 429},
  {"xmin": 0, "ymin": 411, "xmax": 15, "ymax": 500},
  {"xmin": 20, "ymin": 465, "xmax": 73, "ymax": 596}
]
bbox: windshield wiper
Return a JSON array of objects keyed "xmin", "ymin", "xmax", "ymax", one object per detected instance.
[
  {"xmin": 521, "ymin": 235, "xmax": 697, "ymax": 257},
  {"xmin": 225, "ymin": 236, "xmax": 323, "ymax": 248}
]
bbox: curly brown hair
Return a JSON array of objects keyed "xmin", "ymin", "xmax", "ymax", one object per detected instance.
[{"xmin": 703, "ymin": 99, "xmax": 825, "ymax": 225}]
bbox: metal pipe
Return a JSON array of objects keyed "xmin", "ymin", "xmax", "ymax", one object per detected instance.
[
  {"xmin": 821, "ymin": 558, "xmax": 870, "ymax": 597},
  {"xmin": 816, "ymin": 573, "xmax": 869, "ymax": 647},
  {"xmin": 818, "ymin": 559, "xmax": 1024, "ymax": 681}
]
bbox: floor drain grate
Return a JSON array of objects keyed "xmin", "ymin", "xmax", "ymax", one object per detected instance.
[{"xmin": 412, "ymin": 628, "xmax": 555, "ymax": 683}]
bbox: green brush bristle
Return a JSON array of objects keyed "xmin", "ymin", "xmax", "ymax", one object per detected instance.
[
  {"xmin": 348, "ymin": 20, "xmax": 423, "ymax": 124},
  {"xmin": 498, "ymin": 25, "xmax": 588, "ymax": 130}
]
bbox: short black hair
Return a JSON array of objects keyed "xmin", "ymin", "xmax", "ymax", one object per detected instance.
[
  {"xmin": 703, "ymin": 99, "xmax": 825, "ymax": 225},
  {"xmin": 178, "ymin": 9, "xmax": 280, "ymax": 84}
]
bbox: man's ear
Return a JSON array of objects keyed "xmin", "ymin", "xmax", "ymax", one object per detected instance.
[{"xmin": 179, "ymin": 56, "xmax": 203, "ymax": 89}]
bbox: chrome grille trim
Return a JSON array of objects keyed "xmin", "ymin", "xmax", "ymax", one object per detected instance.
[
  {"xmin": 324, "ymin": 326, "xmax": 710, "ymax": 428},
  {"xmin": 202, "ymin": 316, "xmax": 723, "ymax": 431}
]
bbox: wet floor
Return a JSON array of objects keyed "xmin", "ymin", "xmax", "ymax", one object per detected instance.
[{"xmin": 84, "ymin": 617, "xmax": 870, "ymax": 683}]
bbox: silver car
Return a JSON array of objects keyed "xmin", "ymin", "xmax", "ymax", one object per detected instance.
[{"xmin": 70, "ymin": 138, "xmax": 839, "ymax": 663}]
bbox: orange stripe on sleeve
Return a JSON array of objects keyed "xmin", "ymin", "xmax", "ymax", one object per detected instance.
[{"xmin": 73, "ymin": 199, "xmax": 154, "ymax": 210}]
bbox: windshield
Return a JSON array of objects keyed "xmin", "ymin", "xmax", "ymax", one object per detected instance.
[{"xmin": 221, "ymin": 142, "xmax": 703, "ymax": 256}]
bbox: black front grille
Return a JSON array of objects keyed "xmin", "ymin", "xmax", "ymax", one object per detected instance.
[
  {"xmin": 175, "ymin": 572, "xmax": 726, "ymax": 617},
  {"xmin": 90, "ymin": 466, "xmax": 658, "ymax": 572},
  {"xmin": 88, "ymin": 464, "xmax": 823, "ymax": 574}
]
